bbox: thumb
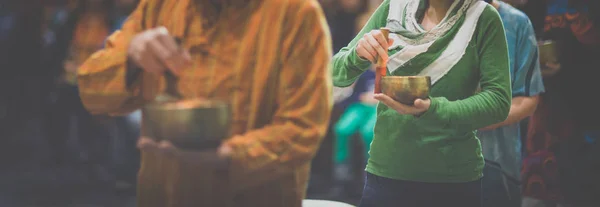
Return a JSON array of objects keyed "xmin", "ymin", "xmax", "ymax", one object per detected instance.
[
  {"xmin": 388, "ymin": 38, "xmax": 394, "ymax": 46},
  {"xmin": 414, "ymin": 99, "xmax": 427, "ymax": 109},
  {"xmin": 218, "ymin": 144, "xmax": 233, "ymax": 158}
]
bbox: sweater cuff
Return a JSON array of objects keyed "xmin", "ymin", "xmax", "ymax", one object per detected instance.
[
  {"xmin": 413, "ymin": 97, "xmax": 450, "ymax": 129},
  {"xmin": 350, "ymin": 46, "xmax": 372, "ymax": 71}
]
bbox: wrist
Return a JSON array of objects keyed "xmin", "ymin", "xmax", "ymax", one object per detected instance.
[{"xmin": 351, "ymin": 47, "xmax": 372, "ymax": 70}]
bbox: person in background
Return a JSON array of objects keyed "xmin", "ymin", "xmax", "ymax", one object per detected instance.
[
  {"xmin": 62, "ymin": 0, "xmax": 112, "ymax": 84},
  {"xmin": 112, "ymin": 0, "xmax": 138, "ymax": 31},
  {"xmin": 0, "ymin": 2, "xmax": 53, "ymax": 205},
  {"xmin": 478, "ymin": 1, "xmax": 544, "ymax": 207},
  {"xmin": 328, "ymin": 0, "xmax": 369, "ymax": 52},
  {"xmin": 43, "ymin": 0, "xmax": 141, "ymax": 205},
  {"xmin": 332, "ymin": 3, "xmax": 379, "ymax": 185},
  {"xmin": 521, "ymin": 0, "xmax": 600, "ymax": 206},
  {"xmin": 332, "ymin": 0, "xmax": 512, "ymax": 206},
  {"xmin": 76, "ymin": 0, "xmax": 332, "ymax": 206},
  {"xmin": 333, "ymin": 67, "xmax": 376, "ymax": 182},
  {"xmin": 0, "ymin": 1, "xmax": 119, "ymax": 206},
  {"xmin": 323, "ymin": 1, "xmax": 379, "ymax": 200},
  {"xmin": 0, "ymin": 1, "xmax": 137, "ymax": 206}
]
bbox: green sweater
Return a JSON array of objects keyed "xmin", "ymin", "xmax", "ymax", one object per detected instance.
[{"xmin": 331, "ymin": 0, "xmax": 511, "ymax": 183}]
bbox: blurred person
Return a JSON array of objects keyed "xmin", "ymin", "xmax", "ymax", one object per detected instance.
[
  {"xmin": 109, "ymin": 0, "xmax": 143, "ymax": 190},
  {"xmin": 332, "ymin": 6, "xmax": 378, "ymax": 182},
  {"xmin": 42, "ymin": 3, "xmax": 70, "ymax": 48},
  {"xmin": 332, "ymin": 0, "xmax": 512, "ymax": 206},
  {"xmin": 112, "ymin": 0, "xmax": 138, "ymax": 31},
  {"xmin": 520, "ymin": 0, "xmax": 600, "ymax": 206},
  {"xmin": 477, "ymin": 1, "xmax": 545, "ymax": 207},
  {"xmin": 41, "ymin": 1, "xmax": 141, "ymax": 205},
  {"xmin": 77, "ymin": 0, "xmax": 332, "ymax": 206},
  {"xmin": 333, "ymin": 68, "xmax": 376, "ymax": 180},
  {"xmin": 62, "ymin": 0, "xmax": 113, "ymax": 84},
  {"xmin": 0, "ymin": 1, "xmax": 92, "ymax": 206},
  {"xmin": 329, "ymin": 0, "xmax": 370, "ymax": 52}
]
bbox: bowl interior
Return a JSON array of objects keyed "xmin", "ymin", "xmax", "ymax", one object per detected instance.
[
  {"xmin": 144, "ymin": 98, "xmax": 228, "ymax": 110},
  {"xmin": 142, "ymin": 98, "xmax": 232, "ymax": 149}
]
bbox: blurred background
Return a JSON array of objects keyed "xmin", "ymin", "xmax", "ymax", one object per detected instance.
[{"xmin": 0, "ymin": 0, "xmax": 598, "ymax": 206}]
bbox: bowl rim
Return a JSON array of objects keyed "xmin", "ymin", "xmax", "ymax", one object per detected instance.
[
  {"xmin": 382, "ymin": 75, "xmax": 431, "ymax": 79},
  {"xmin": 145, "ymin": 98, "xmax": 230, "ymax": 111}
]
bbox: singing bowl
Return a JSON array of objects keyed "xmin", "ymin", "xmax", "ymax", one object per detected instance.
[
  {"xmin": 539, "ymin": 40, "xmax": 557, "ymax": 65},
  {"xmin": 381, "ymin": 76, "xmax": 431, "ymax": 105},
  {"xmin": 142, "ymin": 99, "xmax": 231, "ymax": 150}
]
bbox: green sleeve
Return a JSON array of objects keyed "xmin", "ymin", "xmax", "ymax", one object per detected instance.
[
  {"xmin": 331, "ymin": 0, "xmax": 390, "ymax": 87},
  {"xmin": 414, "ymin": 6, "xmax": 512, "ymax": 132}
]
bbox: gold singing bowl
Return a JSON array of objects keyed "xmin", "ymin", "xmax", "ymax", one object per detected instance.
[
  {"xmin": 142, "ymin": 99, "xmax": 231, "ymax": 150},
  {"xmin": 539, "ymin": 40, "xmax": 557, "ymax": 65},
  {"xmin": 380, "ymin": 76, "xmax": 431, "ymax": 105}
]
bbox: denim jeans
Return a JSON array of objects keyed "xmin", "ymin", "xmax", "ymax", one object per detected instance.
[
  {"xmin": 482, "ymin": 162, "xmax": 522, "ymax": 207},
  {"xmin": 359, "ymin": 172, "xmax": 482, "ymax": 207}
]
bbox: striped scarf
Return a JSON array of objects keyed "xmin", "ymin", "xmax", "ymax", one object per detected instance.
[{"xmin": 385, "ymin": 0, "xmax": 487, "ymax": 85}]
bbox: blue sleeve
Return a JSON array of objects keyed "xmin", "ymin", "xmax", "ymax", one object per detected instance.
[{"xmin": 512, "ymin": 18, "xmax": 545, "ymax": 97}]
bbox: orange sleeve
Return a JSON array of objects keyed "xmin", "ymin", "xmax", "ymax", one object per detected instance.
[
  {"xmin": 77, "ymin": 0, "xmax": 163, "ymax": 116},
  {"xmin": 225, "ymin": 0, "xmax": 333, "ymax": 191}
]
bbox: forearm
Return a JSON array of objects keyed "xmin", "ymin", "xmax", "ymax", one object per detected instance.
[
  {"xmin": 481, "ymin": 96, "xmax": 539, "ymax": 130},
  {"xmin": 332, "ymin": 48, "xmax": 371, "ymax": 87},
  {"xmin": 78, "ymin": 59, "xmax": 162, "ymax": 115},
  {"xmin": 415, "ymin": 89, "xmax": 511, "ymax": 132}
]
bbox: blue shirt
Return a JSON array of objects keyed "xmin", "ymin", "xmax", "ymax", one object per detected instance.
[{"xmin": 477, "ymin": 1, "xmax": 545, "ymax": 182}]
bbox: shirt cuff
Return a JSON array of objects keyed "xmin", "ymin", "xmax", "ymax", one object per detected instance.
[
  {"xmin": 350, "ymin": 46, "xmax": 372, "ymax": 71},
  {"xmin": 413, "ymin": 96, "xmax": 449, "ymax": 129}
]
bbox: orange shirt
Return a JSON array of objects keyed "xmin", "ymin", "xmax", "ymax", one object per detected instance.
[{"xmin": 77, "ymin": 0, "xmax": 332, "ymax": 206}]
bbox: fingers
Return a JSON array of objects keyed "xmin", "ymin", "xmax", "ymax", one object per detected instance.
[
  {"xmin": 154, "ymin": 29, "xmax": 192, "ymax": 74},
  {"xmin": 374, "ymin": 94, "xmax": 431, "ymax": 115},
  {"xmin": 413, "ymin": 99, "xmax": 430, "ymax": 110},
  {"xmin": 137, "ymin": 136, "xmax": 159, "ymax": 150},
  {"xmin": 368, "ymin": 30, "xmax": 389, "ymax": 60},
  {"xmin": 373, "ymin": 93, "xmax": 407, "ymax": 114},
  {"xmin": 365, "ymin": 35, "xmax": 388, "ymax": 61},
  {"xmin": 356, "ymin": 30, "xmax": 390, "ymax": 63},
  {"xmin": 128, "ymin": 26, "xmax": 192, "ymax": 75},
  {"xmin": 157, "ymin": 140, "xmax": 178, "ymax": 155},
  {"xmin": 357, "ymin": 39, "xmax": 377, "ymax": 62},
  {"xmin": 545, "ymin": 62, "xmax": 560, "ymax": 70},
  {"xmin": 130, "ymin": 32, "xmax": 165, "ymax": 74},
  {"xmin": 138, "ymin": 137, "xmax": 179, "ymax": 155},
  {"xmin": 370, "ymin": 30, "xmax": 389, "ymax": 48},
  {"xmin": 218, "ymin": 143, "xmax": 233, "ymax": 158},
  {"xmin": 148, "ymin": 27, "xmax": 191, "ymax": 75}
]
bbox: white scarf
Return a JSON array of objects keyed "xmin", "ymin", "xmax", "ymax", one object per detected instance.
[{"xmin": 386, "ymin": 0, "xmax": 488, "ymax": 85}]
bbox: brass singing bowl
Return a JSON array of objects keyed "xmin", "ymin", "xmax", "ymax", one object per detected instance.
[
  {"xmin": 381, "ymin": 76, "xmax": 431, "ymax": 105},
  {"xmin": 539, "ymin": 40, "xmax": 557, "ymax": 65},
  {"xmin": 142, "ymin": 99, "xmax": 231, "ymax": 150}
]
